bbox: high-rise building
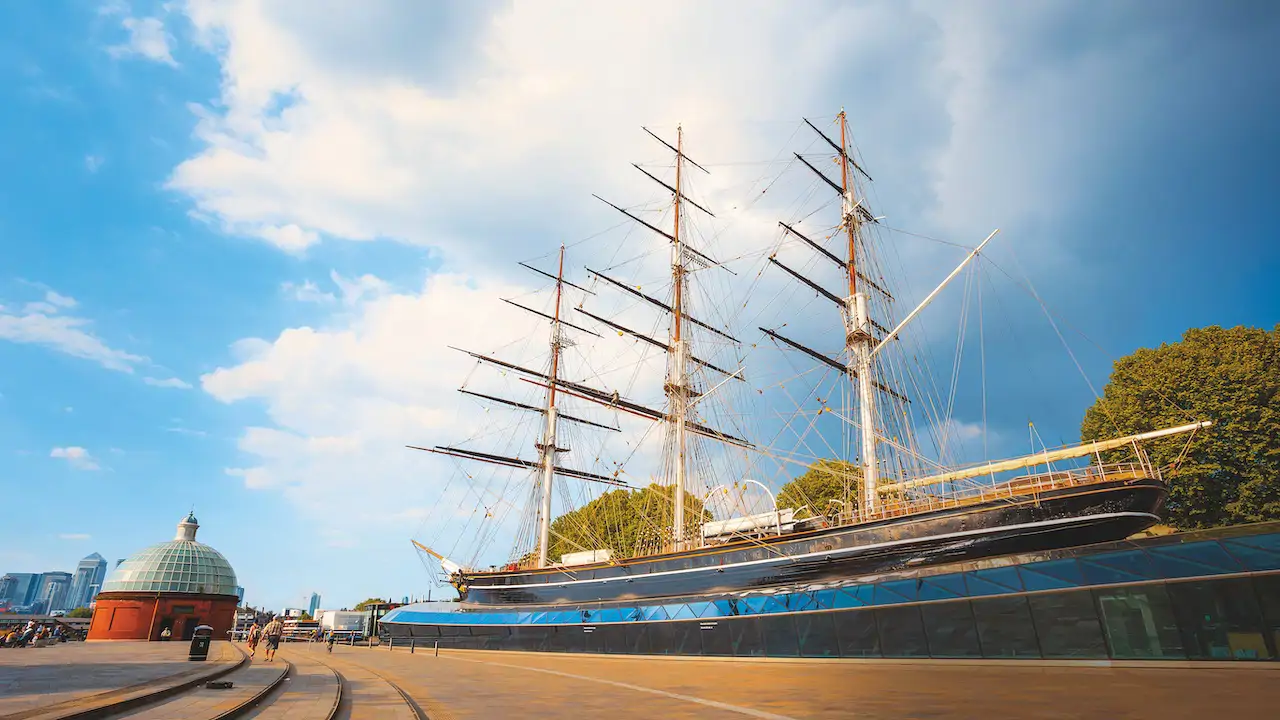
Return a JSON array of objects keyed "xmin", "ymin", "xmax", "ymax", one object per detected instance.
[
  {"xmin": 68, "ymin": 553, "xmax": 108, "ymax": 610},
  {"xmin": 308, "ymin": 592, "xmax": 321, "ymax": 617},
  {"xmin": 236, "ymin": 586, "xmax": 245, "ymax": 604},
  {"xmin": 38, "ymin": 572, "xmax": 73, "ymax": 614},
  {"xmin": 1, "ymin": 573, "xmax": 39, "ymax": 606}
]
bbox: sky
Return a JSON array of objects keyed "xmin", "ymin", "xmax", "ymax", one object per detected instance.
[{"xmin": 1, "ymin": 1, "xmax": 1277, "ymax": 613}]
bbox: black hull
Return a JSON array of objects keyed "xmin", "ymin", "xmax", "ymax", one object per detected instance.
[{"xmin": 460, "ymin": 479, "xmax": 1165, "ymax": 607}]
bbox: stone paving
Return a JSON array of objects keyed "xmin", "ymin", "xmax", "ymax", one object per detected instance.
[
  {"xmin": 317, "ymin": 643, "xmax": 1280, "ymax": 719},
  {"xmin": 3, "ymin": 639, "xmax": 1279, "ymax": 719},
  {"xmin": 243, "ymin": 649, "xmax": 341, "ymax": 720},
  {"xmin": 113, "ymin": 660, "xmax": 286, "ymax": 720},
  {"xmin": 0, "ymin": 641, "xmax": 239, "ymax": 720}
]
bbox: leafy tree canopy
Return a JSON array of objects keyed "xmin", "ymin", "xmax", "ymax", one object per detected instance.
[
  {"xmin": 546, "ymin": 484, "xmax": 709, "ymax": 562},
  {"xmin": 777, "ymin": 459, "xmax": 861, "ymax": 519},
  {"xmin": 297, "ymin": 611, "xmax": 313, "ymax": 622},
  {"xmin": 1081, "ymin": 324, "xmax": 1280, "ymax": 529},
  {"xmin": 66, "ymin": 607, "xmax": 93, "ymax": 618},
  {"xmin": 353, "ymin": 598, "xmax": 386, "ymax": 611}
]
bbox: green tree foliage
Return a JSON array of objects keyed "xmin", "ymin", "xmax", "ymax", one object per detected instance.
[
  {"xmin": 546, "ymin": 484, "xmax": 709, "ymax": 562},
  {"xmin": 777, "ymin": 460, "xmax": 861, "ymax": 519},
  {"xmin": 66, "ymin": 607, "xmax": 93, "ymax": 618},
  {"xmin": 353, "ymin": 598, "xmax": 386, "ymax": 611},
  {"xmin": 1081, "ymin": 325, "xmax": 1280, "ymax": 529},
  {"xmin": 297, "ymin": 611, "xmax": 313, "ymax": 622}
]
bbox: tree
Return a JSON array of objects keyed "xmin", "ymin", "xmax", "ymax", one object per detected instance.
[
  {"xmin": 777, "ymin": 460, "xmax": 861, "ymax": 519},
  {"xmin": 545, "ymin": 484, "xmax": 710, "ymax": 562},
  {"xmin": 1081, "ymin": 325, "xmax": 1280, "ymax": 529},
  {"xmin": 66, "ymin": 607, "xmax": 93, "ymax": 618},
  {"xmin": 354, "ymin": 598, "xmax": 386, "ymax": 611},
  {"xmin": 297, "ymin": 611, "xmax": 313, "ymax": 622}
]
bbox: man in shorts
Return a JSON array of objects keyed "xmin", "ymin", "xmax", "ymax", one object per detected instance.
[{"xmin": 262, "ymin": 616, "xmax": 283, "ymax": 662}]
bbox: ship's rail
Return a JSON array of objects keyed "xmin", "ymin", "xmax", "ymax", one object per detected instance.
[{"xmin": 849, "ymin": 461, "xmax": 1155, "ymax": 526}]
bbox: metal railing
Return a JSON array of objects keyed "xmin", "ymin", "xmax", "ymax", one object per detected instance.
[{"xmin": 849, "ymin": 461, "xmax": 1155, "ymax": 525}]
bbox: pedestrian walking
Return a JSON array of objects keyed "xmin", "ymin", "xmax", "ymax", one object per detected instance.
[
  {"xmin": 247, "ymin": 622, "xmax": 261, "ymax": 658},
  {"xmin": 262, "ymin": 617, "xmax": 283, "ymax": 662}
]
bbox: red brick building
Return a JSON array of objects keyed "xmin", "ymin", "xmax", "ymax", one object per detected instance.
[{"xmin": 88, "ymin": 513, "xmax": 239, "ymax": 641}]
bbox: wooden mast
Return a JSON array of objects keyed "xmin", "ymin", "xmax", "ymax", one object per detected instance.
[
  {"xmin": 536, "ymin": 245, "xmax": 567, "ymax": 568},
  {"xmin": 669, "ymin": 125, "xmax": 690, "ymax": 550},
  {"xmin": 838, "ymin": 109, "xmax": 880, "ymax": 519}
]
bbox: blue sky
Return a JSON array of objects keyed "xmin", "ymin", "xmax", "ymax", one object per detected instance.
[{"xmin": 1, "ymin": 1, "xmax": 1277, "ymax": 612}]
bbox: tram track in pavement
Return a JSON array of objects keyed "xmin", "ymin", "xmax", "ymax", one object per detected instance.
[
  {"xmin": 100, "ymin": 656, "xmax": 292, "ymax": 720},
  {"xmin": 302, "ymin": 645, "xmax": 428, "ymax": 720}
]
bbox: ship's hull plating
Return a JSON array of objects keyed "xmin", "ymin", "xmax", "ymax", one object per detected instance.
[{"xmin": 458, "ymin": 479, "xmax": 1165, "ymax": 607}]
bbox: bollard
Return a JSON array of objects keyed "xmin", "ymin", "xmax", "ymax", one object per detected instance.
[
  {"xmin": 434, "ymin": 640, "xmax": 439, "ymax": 657},
  {"xmin": 348, "ymin": 634, "xmax": 354, "ymax": 646},
  {"xmin": 410, "ymin": 639, "xmax": 415, "ymax": 654},
  {"xmin": 388, "ymin": 637, "xmax": 394, "ymax": 651}
]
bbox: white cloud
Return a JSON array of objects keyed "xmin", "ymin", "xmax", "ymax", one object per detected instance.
[
  {"xmin": 59, "ymin": 533, "xmax": 92, "ymax": 541},
  {"xmin": 174, "ymin": 1, "xmax": 1240, "ymax": 565},
  {"xmin": 166, "ymin": 426, "xmax": 208, "ymax": 437},
  {"xmin": 281, "ymin": 280, "xmax": 335, "ymax": 304},
  {"xmin": 51, "ymin": 447, "xmax": 100, "ymax": 471},
  {"xmin": 84, "ymin": 155, "xmax": 104, "ymax": 173},
  {"xmin": 109, "ymin": 16, "xmax": 178, "ymax": 67},
  {"xmin": 45, "ymin": 291, "xmax": 77, "ymax": 308},
  {"xmin": 256, "ymin": 224, "xmax": 319, "ymax": 252},
  {"xmin": 0, "ymin": 290, "xmax": 146, "ymax": 372},
  {"xmin": 144, "ymin": 376, "xmax": 193, "ymax": 389}
]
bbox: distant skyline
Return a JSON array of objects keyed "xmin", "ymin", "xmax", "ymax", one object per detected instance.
[{"xmin": 1, "ymin": 2, "xmax": 1278, "ymax": 611}]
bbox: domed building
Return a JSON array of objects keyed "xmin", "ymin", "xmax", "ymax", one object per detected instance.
[{"xmin": 88, "ymin": 513, "xmax": 240, "ymax": 641}]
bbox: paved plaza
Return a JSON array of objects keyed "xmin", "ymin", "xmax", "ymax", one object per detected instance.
[{"xmin": 1, "ymin": 641, "xmax": 1277, "ymax": 719}]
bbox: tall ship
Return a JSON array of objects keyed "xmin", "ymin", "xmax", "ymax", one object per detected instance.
[{"xmin": 380, "ymin": 112, "xmax": 1210, "ymax": 650}]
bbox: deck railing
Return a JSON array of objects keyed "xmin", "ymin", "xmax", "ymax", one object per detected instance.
[{"xmin": 850, "ymin": 461, "xmax": 1155, "ymax": 525}]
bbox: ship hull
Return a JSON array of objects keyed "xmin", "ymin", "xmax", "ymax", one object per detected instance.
[{"xmin": 458, "ymin": 478, "xmax": 1165, "ymax": 607}]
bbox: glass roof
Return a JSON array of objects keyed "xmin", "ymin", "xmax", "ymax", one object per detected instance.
[{"xmin": 101, "ymin": 540, "xmax": 238, "ymax": 596}]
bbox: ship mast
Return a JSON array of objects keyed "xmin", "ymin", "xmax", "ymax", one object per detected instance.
[
  {"xmin": 536, "ymin": 245, "xmax": 568, "ymax": 568},
  {"xmin": 669, "ymin": 126, "xmax": 690, "ymax": 549},
  {"xmin": 837, "ymin": 110, "xmax": 879, "ymax": 519}
]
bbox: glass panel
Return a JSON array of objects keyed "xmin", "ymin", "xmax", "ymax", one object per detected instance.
[
  {"xmin": 921, "ymin": 602, "xmax": 981, "ymax": 658},
  {"xmin": 796, "ymin": 612, "xmax": 839, "ymax": 658},
  {"xmin": 964, "ymin": 567, "xmax": 1022, "ymax": 597},
  {"xmin": 669, "ymin": 604, "xmax": 697, "ymax": 620},
  {"xmin": 1147, "ymin": 541, "xmax": 1242, "ymax": 578},
  {"xmin": 834, "ymin": 584, "xmax": 874, "ymax": 608},
  {"xmin": 972, "ymin": 597, "xmax": 1041, "ymax": 659},
  {"xmin": 545, "ymin": 626, "xmax": 570, "ymax": 652},
  {"xmin": 1028, "ymin": 590, "xmax": 1107, "ymax": 658},
  {"xmin": 876, "ymin": 605, "xmax": 929, "ymax": 657},
  {"xmin": 811, "ymin": 589, "xmax": 839, "ymax": 609},
  {"xmin": 699, "ymin": 621, "xmax": 733, "ymax": 656},
  {"xmin": 875, "ymin": 579, "xmax": 919, "ymax": 604},
  {"xmin": 919, "ymin": 575, "xmax": 966, "ymax": 601},
  {"xmin": 647, "ymin": 623, "xmax": 677, "ymax": 655},
  {"xmin": 1094, "ymin": 585, "xmax": 1185, "ymax": 659},
  {"xmin": 1253, "ymin": 575, "xmax": 1280, "ymax": 658},
  {"xmin": 761, "ymin": 615, "xmax": 799, "ymax": 657},
  {"xmin": 597, "ymin": 624, "xmax": 627, "ymax": 654},
  {"xmin": 833, "ymin": 610, "xmax": 880, "ymax": 657},
  {"xmin": 788, "ymin": 592, "xmax": 820, "ymax": 612},
  {"xmin": 1080, "ymin": 550, "xmax": 1159, "ymax": 585},
  {"xmin": 625, "ymin": 623, "xmax": 650, "ymax": 654},
  {"xmin": 673, "ymin": 621, "xmax": 703, "ymax": 655},
  {"xmin": 1166, "ymin": 578, "xmax": 1271, "ymax": 660},
  {"xmin": 1223, "ymin": 537, "xmax": 1280, "ymax": 572},
  {"xmin": 729, "ymin": 617, "xmax": 764, "ymax": 657}
]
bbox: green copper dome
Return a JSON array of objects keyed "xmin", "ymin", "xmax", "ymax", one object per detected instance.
[{"xmin": 101, "ymin": 513, "xmax": 238, "ymax": 596}]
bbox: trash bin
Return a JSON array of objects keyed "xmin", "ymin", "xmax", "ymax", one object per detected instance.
[{"xmin": 188, "ymin": 625, "xmax": 214, "ymax": 661}]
